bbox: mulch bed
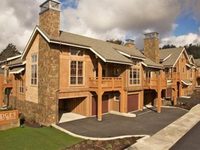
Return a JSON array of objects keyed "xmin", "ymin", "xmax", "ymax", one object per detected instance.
[{"xmin": 65, "ymin": 136, "xmax": 142, "ymax": 150}]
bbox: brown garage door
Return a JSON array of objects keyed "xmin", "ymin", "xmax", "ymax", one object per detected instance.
[
  {"xmin": 92, "ymin": 95, "xmax": 109, "ymax": 116},
  {"xmin": 127, "ymin": 94, "xmax": 139, "ymax": 112}
]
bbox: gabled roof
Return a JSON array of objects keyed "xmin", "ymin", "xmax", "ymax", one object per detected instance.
[
  {"xmin": 160, "ymin": 47, "xmax": 189, "ymax": 67},
  {"xmin": 22, "ymin": 26, "xmax": 147, "ymax": 65}
]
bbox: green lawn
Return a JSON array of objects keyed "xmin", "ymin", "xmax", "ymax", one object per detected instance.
[{"xmin": 0, "ymin": 126, "xmax": 82, "ymax": 150}]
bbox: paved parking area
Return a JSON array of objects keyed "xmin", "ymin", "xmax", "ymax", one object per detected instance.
[{"xmin": 57, "ymin": 107, "xmax": 187, "ymax": 138}]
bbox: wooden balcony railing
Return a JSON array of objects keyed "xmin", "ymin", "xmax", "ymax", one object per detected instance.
[
  {"xmin": 143, "ymin": 77, "xmax": 167, "ymax": 89},
  {"xmin": 89, "ymin": 77, "xmax": 122, "ymax": 91},
  {"xmin": 166, "ymin": 72, "xmax": 180, "ymax": 81}
]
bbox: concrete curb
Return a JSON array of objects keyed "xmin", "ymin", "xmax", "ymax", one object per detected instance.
[
  {"xmin": 51, "ymin": 124, "xmax": 149, "ymax": 141},
  {"xmin": 110, "ymin": 111, "xmax": 136, "ymax": 118},
  {"xmin": 161, "ymin": 106, "xmax": 189, "ymax": 112},
  {"xmin": 128, "ymin": 104, "xmax": 200, "ymax": 150}
]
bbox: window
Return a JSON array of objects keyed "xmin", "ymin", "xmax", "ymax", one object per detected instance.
[
  {"xmin": 70, "ymin": 47, "xmax": 84, "ymax": 56},
  {"xmin": 70, "ymin": 61, "xmax": 83, "ymax": 85},
  {"xmin": 31, "ymin": 54, "xmax": 37, "ymax": 85},
  {"xmin": 129, "ymin": 68, "xmax": 140, "ymax": 85},
  {"xmin": 19, "ymin": 79, "xmax": 24, "ymax": 93}
]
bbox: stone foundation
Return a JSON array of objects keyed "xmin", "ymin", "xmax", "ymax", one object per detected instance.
[{"xmin": 9, "ymin": 97, "xmax": 57, "ymax": 126}]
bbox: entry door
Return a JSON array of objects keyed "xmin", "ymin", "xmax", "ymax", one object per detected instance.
[{"xmin": 127, "ymin": 94, "xmax": 139, "ymax": 112}]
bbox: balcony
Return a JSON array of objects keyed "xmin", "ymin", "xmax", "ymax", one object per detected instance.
[
  {"xmin": 166, "ymin": 72, "xmax": 180, "ymax": 81},
  {"xmin": 143, "ymin": 77, "xmax": 167, "ymax": 90},
  {"xmin": 89, "ymin": 77, "xmax": 122, "ymax": 91}
]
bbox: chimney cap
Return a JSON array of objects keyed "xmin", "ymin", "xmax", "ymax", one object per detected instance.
[
  {"xmin": 125, "ymin": 39, "xmax": 135, "ymax": 44},
  {"xmin": 40, "ymin": 0, "xmax": 60, "ymax": 7},
  {"xmin": 144, "ymin": 32, "xmax": 159, "ymax": 39}
]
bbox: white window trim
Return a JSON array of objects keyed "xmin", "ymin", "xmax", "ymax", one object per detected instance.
[
  {"xmin": 69, "ymin": 60, "xmax": 85, "ymax": 86},
  {"xmin": 129, "ymin": 67, "xmax": 141, "ymax": 86},
  {"xmin": 31, "ymin": 53, "xmax": 38, "ymax": 86}
]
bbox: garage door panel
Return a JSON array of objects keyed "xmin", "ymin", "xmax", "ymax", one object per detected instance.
[{"xmin": 127, "ymin": 94, "xmax": 139, "ymax": 112}]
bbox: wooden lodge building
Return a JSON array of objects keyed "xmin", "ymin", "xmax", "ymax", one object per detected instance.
[{"xmin": 0, "ymin": 0, "xmax": 199, "ymax": 125}]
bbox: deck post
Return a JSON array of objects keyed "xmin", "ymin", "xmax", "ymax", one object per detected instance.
[
  {"xmin": 97, "ymin": 60, "xmax": 103, "ymax": 121},
  {"xmin": 157, "ymin": 70, "xmax": 162, "ymax": 113},
  {"xmin": 139, "ymin": 90, "xmax": 144, "ymax": 111},
  {"xmin": 174, "ymin": 87, "xmax": 178, "ymax": 105}
]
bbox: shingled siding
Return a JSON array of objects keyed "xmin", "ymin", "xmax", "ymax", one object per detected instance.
[{"xmin": 38, "ymin": 36, "xmax": 59, "ymax": 125}]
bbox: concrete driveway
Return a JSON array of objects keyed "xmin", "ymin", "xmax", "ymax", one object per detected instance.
[{"xmin": 57, "ymin": 107, "xmax": 187, "ymax": 138}]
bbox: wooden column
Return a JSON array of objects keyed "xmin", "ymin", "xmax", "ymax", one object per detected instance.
[
  {"xmin": 174, "ymin": 88, "xmax": 177, "ymax": 105},
  {"xmin": 97, "ymin": 60, "xmax": 103, "ymax": 121},
  {"xmin": 157, "ymin": 71, "xmax": 162, "ymax": 113},
  {"xmin": 120, "ymin": 71, "xmax": 126, "ymax": 113},
  {"xmin": 139, "ymin": 90, "xmax": 144, "ymax": 111}
]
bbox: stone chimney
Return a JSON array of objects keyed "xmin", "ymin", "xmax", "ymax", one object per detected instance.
[
  {"xmin": 39, "ymin": 0, "xmax": 60, "ymax": 37},
  {"xmin": 124, "ymin": 39, "xmax": 135, "ymax": 48},
  {"xmin": 144, "ymin": 32, "xmax": 160, "ymax": 63}
]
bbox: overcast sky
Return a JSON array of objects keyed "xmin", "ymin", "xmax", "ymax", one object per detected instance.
[{"xmin": 0, "ymin": 0, "xmax": 200, "ymax": 51}]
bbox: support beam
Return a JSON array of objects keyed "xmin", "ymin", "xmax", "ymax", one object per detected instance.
[
  {"xmin": 97, "ymin": 60, "xmax": 103, "ymax": 121},
  {"xmin": 157, "ymin": 71, "xmax": 162, "ymax": 113},
  {"xmin": 120, "ymin": 90, "xmax": 126, "ymax": 113},
  {"xmin": 174, "ymin": 88, "xmax": 177, "ymax": 105},
  {"xmin": 139, "ymin": 90, "xmax": 144, "ymax": 111},
  {"xmin": 120, "ymin": 72, "xmax": 126, "ymax": 113}
]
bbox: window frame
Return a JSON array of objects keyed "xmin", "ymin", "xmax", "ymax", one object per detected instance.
[
  {"xmin": 31, "ymin": 54, "xmax": 38, "ymax": 86},
  {"xmin": 70, "ymin": 60, "xmax": 84, "ymax": 86},
  {"xmin": 129, "ymin": 64, "xmax": 141, "ymax": 86},
  {"xmin": 19, "ymin": 79, "xmax": 24, "ymax": 94}
]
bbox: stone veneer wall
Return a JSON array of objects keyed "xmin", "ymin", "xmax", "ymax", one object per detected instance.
[
  {"xmin": 39, "ymin": 9, "xmax": 60, "ymax": 37},
  {"xmin": 38, "ymin": 36, "xmax": 60, "ymax": 125},
  {"xmin": 10, "ymin": 97, "xmax": 40, "ymax": 123},
  {"xmin": 144, "ymin": 37, "xmax": 160, "ymax": 64}
]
